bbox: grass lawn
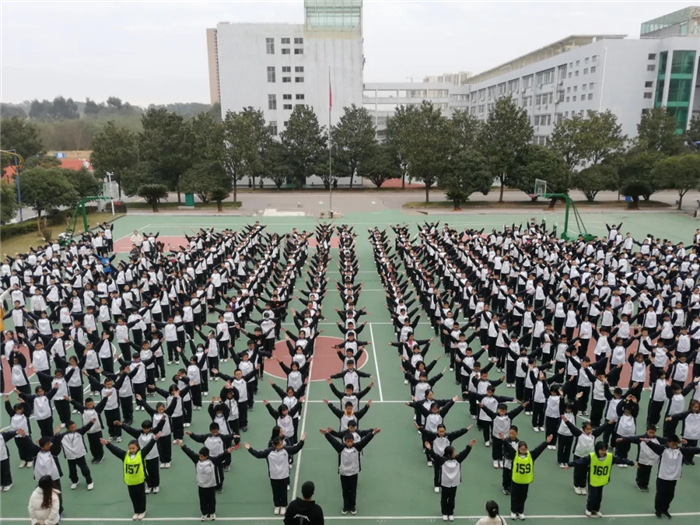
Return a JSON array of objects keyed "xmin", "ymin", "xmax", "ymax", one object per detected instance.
[
  {"xmin": 1, "ymin": 212, "xmax": 123, "ymax": 258},
  {"xmin": 403, "ymin": 199, "xmax": 672, "ymax": 209}
]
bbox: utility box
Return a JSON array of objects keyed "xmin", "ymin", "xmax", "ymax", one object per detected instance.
[{"xmin": 184, "ymin": 193, "xmax": 195, "ymax": 207}]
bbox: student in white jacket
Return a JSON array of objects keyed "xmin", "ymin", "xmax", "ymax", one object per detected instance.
[{"xmin": 28, "ymin": 475, "xmax": 60, "ymax": 525}]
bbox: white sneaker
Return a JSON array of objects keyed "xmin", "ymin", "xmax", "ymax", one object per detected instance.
[
  {"xmin": 533, "ymin": 427, "xmax": 540, "ymax": 433},
  {"xmin": 559, "ymin": 463, "xmax": 566, "ymax": 469},
  {"xmin": 153, "ymin": 487, "xmax": 160, "ymax": 493},
  {"xmin": 116, "ymin": 437, "xmax": 122, "ymax": 443},
  {"xmin": 493, "ymin": 460, "xmax": 500, "ymax": 468},
  {"xmin": 164, "ymin": 463, "xmax": 171, "ymax": 468},
  {"xmin": 539, "ymin": 427, "xmax": 545, "ymax": 432},
  {"xmin": 511, "ymin": 513, "xmax": 518, "ymax": 519},
  {"xmin": 485, "ymin": 440, "xmax": 491, "ymax": 447},
  {"xmin": 434, "ymin": 486, "xmax": 440, "ymax": 493},
  {"xmin": 519, "ymin": 514, "xmax": 526, "ymax": 521},
  {"xmin": 201, "ymin": 516, "xmax": 208, "ymax": 522},
  {"xmin": 87, "ymin": 483, "xmax": 94, "ymax": 491},
  {"xmin": 26, "ymin": 461, "xmax": 33, "ymax": 467},
  {"xmin": 18, "ymin": 461, "xmax": 27, "ymax": 468},
  {"xmin": 448, "ymin": 517, "xmax": 455, "ymax": 522},
  {"xmin": 210, "ymin": 514, "xmax": 216, "ymax": 521},
  {"xmin": 581, "ymin": 487, "xmax": 587, "ymax": 495},
  {"xmin": 443, "ymin": 516, "xmax": 449, "ymax": 522},
  {"xmin": 595, "ymin": 512, "xmax": 603, "ymax": 518},
  {"xmin": 585, "ymin": 510, "xmax": 593, "ymax": 517},
  {"xmin": 280, "ymin": 507, "xmax": 286, "ymax": 515},
  {"xmin": 138, "ymin": 512, "xmax": 146, "ymax": 520},
  {"xmin": 2, "ymin": 484, "xmax": 12, "ymax": 491},
  {"xmin": 427, "ymin": 460, "xmax": 433, "ymax": 467},
  {"xmin": 351, "ymin": 510, "xmax": 357, "ymax": 515},
  {"xmin": 160, "ymin": 463, "xmax": 166, "ymax": 469},
  {"xmin": 274, "ymin": 507, "xmax": 280, "ymax": 515},
  {"xmin": 498, "ymin": 460, "xmax": 504, "ymax": 468},
  {"xmin": 575, "ymin": 487, "xmax": 582, "ymax": 495},
  {"xmin": 71, "ymin": 483, "xmax": 78, "ymax": 490},
  {"xmin": 132, "ymin": 514, "xmax": 139, "ymax": 521}
]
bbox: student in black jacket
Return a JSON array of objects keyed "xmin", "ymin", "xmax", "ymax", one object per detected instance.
[
  {"xmin": 284, "ymin": 480, "xmax": 325, "ymax": 525},
  {"xmin": 425, "ymin": 438, "xmax": 477, "ymax": 522}
]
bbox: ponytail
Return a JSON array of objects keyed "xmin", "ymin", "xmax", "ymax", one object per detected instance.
[{"xmin": 485, "ymin": 500, "xmax": 499, "ymax": 519}]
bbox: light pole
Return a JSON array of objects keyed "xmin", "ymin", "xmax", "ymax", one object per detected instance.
[{"xmin": 106, "ymin": 172, "xmax": 115, "ymax": 215}]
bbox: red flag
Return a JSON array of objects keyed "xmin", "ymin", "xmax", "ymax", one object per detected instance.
[{"xmin": 329, "ymin": 69, "xmax": 332, "ymax": 110}]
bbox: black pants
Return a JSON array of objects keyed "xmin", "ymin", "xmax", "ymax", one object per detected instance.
[
  {"xmin": 340, "ymin": 474, "xmax": 358, "ymax": 512},
  {"xmin": 128, "ymin": 483, "xmax": 147, "ymax": 514},
  {"xmin": 0, "ymin": 458, "xmax": 11, "ymax": 487},
  {"xmin": 545, "ymin": 417, "xmax": 559, "ymax": 446},
  {"xmin": 440, "ymin": 485, "xmax": 457, "ymax": 516},
  {"xmin": 157, "ymin": 438, "xmax": 172, "ymax": 463},
  {"xmin": 145, "ymin": 457, "xmax": 160, "ymax": 489},
  {"xmin": 586, "ymin": 484, "xmax": 604, "ymax": 512},
  {"xmin": 121, "ymin": 396, "xmax": 134, "ymax": 425},
  {"xmin": 510, "ymin": 482, "xmax": 529, "ymax": 514},
  {"xmin": 238, "ymin": 402, "xmax": 249, "ymax": 428},
  {"xmin": 87, "ymin": 431, "xmax": 103, "ymax": 461},
  {"xmin": 37, "ymin": 417, "xmax": 54, "ymax": 438},
  {"xmin": 199, "ymin": 486, "xmax": 217, "ymax": 516},
  {"xmin": 172, "ymin": 416, "xmax": 184, "ymax": 440},
  {"xmin": 53, "ymin": 479, "xmax": 64, "ymax": 514},
  {"xmin": 15, "ymin": 435, "xmax": 33, "ymax": 462},
  {"xmin": 271, "ymin": 477, "xmax": 289, "ymax": 507},
  {"xmin": 573, "ymin": 455, "xmax": 587, "ymax": 488},
  {"xmin": 590, "ymin": 399, "xmax": 606, "ymax": 427},
  {"xmin": 105, "ymin": 408, "xmax": 122, "ymax": 438},
  {"xmin": 655, "ymin": 478, "xmax": 676, "ymax": 513},
  {"xmin": 54, "ymin": 399, "xmax": 71, "ymax": 425},
  {"xmin": 531, "ymin": 402, "xmax": 545, "ymax": 428},
  {"xmin": 637, "ymin": 463, "xmax": 652, "ymax": 490},
  {"xmin": 68, "ymin": 456, "xmax": 93, "ymax": 484},
  {"xmin": 557, "ymin": 434, "xmax": 574, "ymax": 464}
]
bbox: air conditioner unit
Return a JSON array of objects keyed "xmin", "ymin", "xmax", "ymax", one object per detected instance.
[{"xmin": 558, "ymin": 80, "xmax": 564, "ymax": 86}]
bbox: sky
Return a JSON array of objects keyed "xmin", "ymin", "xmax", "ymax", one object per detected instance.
[{"xmin": 1, "ymin": 0, "xmax": 696, "ymax": 106}]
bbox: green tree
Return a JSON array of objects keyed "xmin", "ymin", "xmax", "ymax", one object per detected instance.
[
  {"xmin": 363, "ymin": 144, "xmax": 400, "ymax": 188},
  {"xmin": 385, "ymin": 104, "xmax": 418, "ymax": 189},
  {"xmin": 332, "ymin": 104, "xmax": 376, "ymax": 189},
  {"xmin": 90, "ymin": 121, "xmax": 138, "ymax": 197},
  {"xmin": 477, "ymin": 96, "xmax": 533, "ymax": 202},
  {"xmin": 264, "ymin": 141, "xmax": 292, "ymax": 190},
  {"xmin": 450, "ymin": 109, "xmax": 481, "ymax": 152},
  {"xmin": 180, "ymin": 161, "xmax": 231, "ymax": 210},
  {"xmin": 1, "ymin": 182, "xmax": 18, "ymax": 225},
  {"xmin": 20, "ymin": 168, "xmax": 78, "ymax": 229},
  {"xmin": 618, "ymin": 151, "xmax": 665, "ymax": 201},
  {"xmin": 0, "ymin": 117, "xmax": 45, "ymax": 160},
  {"xmin": 137, "ymin": 184, "xmax": 169, "ymax": 212},
  {"xmin": 64, "ymin": 167, "xmax": 102, "ymax": 199},
  {"xmin": 23, "ymin": 156, "xmax": 62, "ymax": 170},
  {"xmin": 686, "ymin": 115, "xmax": 700, "ymax": 144},
  {"xmin": 575, "ymin": 164, "xmax": 617, "ymax": 202},
  {"xmin": 635, "ymin": 107, "xmax": 685, "ymax": 157},
  {"xmin": 652, "ymin": 153, "xmax": 700, "ymax": 209},
  {"xmin": 442, "ymin": 149, "xmax": 492, "ymax": 210},
  {"xmin": 0, "ymin": 103, "xmax": 27, "ymax": 119},
  {"xmin": 280, "ymin": 105, "xmax": 327, "ymax": 189},
  {"xmin": 514, "ymin": 145, "xmax": 569, "ymax": 201},
  {"xmin": 120, "ymin": 161, "xmax": 160, "ymax": 197}
]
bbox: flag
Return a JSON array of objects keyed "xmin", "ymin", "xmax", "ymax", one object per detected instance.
[{"xmin": 329, "ymin": 68, "xmax": 332, "ymax": 110}]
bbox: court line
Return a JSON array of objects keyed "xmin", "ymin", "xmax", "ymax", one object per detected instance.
[
  {"xmin": 290, "ymin": 333, "xmax": 315, "ymax": 500},
  {"xmin": 368, "ymin": 323, "xmax": 384, "ymax": 402}
]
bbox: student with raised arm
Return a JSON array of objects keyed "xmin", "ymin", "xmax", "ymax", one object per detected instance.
[
  {"xmin": 501, "ymin": 435, "xmax": 553, "ymax": 520},
  {"xmin": 319, "ymin": 427, "xmax": 380, "ymax": 515},
  {"xmin": 561, "ymin": 416, "xmax": 610, "ymax": 495},
  {"xmin": 324, "ymin": 398, "xmax": 372, "ymax": 431},
  {"xmin": 244, "ymin": 432, "xmax": 306, "ymax": 515},
  {"xmin": 416, "ymin": 423, "xmax": 472, "ymax": 492},
  {"xmin": 425, "ymin": 437, "xmax": 477, "ymax": 522}
]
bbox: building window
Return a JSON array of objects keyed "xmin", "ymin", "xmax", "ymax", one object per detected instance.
[
  {"xmin": 283, "ymin": 121, "xmax": 288, "ymax": 127},
  {"xmin": 267, "ymin": 67, "xmax": 276, "ymax": 82},
  {"xmin": 585, "ymin": 57, "xmax": 590, "ymax": 64},
  {"xmin": 282, "ymin": 66, "xmax": 291, "ymax": 72},
  {"xmin": 573, "ymin": 96, "xmax": 577, "ymax": 102},
  {"xmin": 283, "ymin": 104, "xmax": 292, "ymax": 110},
  {"xmin": 647, "ymin": 64, "xmax": 656, "ymax": 72},
  {"xmin": 582, "ymin": 84, "xmax": 587, "ymax": 91},
  {"xmin": 283, "ymin": 94, "xmax": 292, "ymax": 100},
  {"xmin": 566, "ymin": 97, "xmax": 570, "ymax": 102},
  {"xmin": 523, "ymin": 75, "xmax": 533, "ymax": 89},
  {"xmin": 281, "ymin": 38, "xmax": 290, "ymax": 44},
  {"xmin": 294, "ymin": 37, "xmax": 303, "ymax": 44},
  {"xmin": 576, "ymin": 60, "xmax": 580, "ymax": 66},
  {"xmin": 671, "ymin": 50, "xmax": 696, "ymax": 75},
  {"xmin": 575, "ymin": 71, "xmax": 579, "ymax": 77},
  {"xmin": 294, "ymin": 48, "xmax": 303, "ymax": 55},
  {"xmin": 588, "ymin": 93, "xmax": 593, "ymax": 100},
  {"xmin": 645, "ymin": 81, "xmax": 653, "ymax": 88},
  {"xmin": 295, "ymin": 66, "xmax": 304, "ymax": 72},
  {"xmin": 282, "ymin": 48, "xmax": 290, "ymax": 55},
  {"xmin": 643, "ymin": 92, "xmax": 653, "ymax": 99},
  {"xmin": 268, "ymin": 94, "xmax": 277, "ymax": 110},
  {"xmin": 266, "ymin": 38, "xmax": 275, "ymax": 54},
  {"xmin": 536, "ymin": 69, "xmax": 554, "ymax": 85},
  {"xmin": 573, "ymin": 86, "xmax": 578, "ymax": 92},
  {"xmin": 590, "ymin": 66, "xmax": 596, "ymax": 73},
  {"xmin": 568, "ymin": 72, "xmax": 572, "ymax": 78},
  {"xmin": 283, "ymin": 77, "xmax": 291, "ymax": 83},
  {"xmin": 589, "ymin": 83, "xmax": 594, "ymax": 89},
  {"xmin": 269, "ymin": 121, "xmax": 278, "ymax": 135},
  {"xmin": 648, "ymin": 53, "xmax": 656, "ymax": 60},
  {"xmin": 295, "ymin": 103, "xmax": 305, "ymax": 108},
  {"xmin": 295, "ymin": 94, "xmax": 305, "ymax": 100},
  {"xmin": 295, "ymin": 77, "xmax": 304, "ymax": 83},
  {"xmin": 592, "ymin": 55, "xmax": 598, "ymax": 62},
  {"xmin": 583, "ymin": 68, "xmax": 588, "ymax": 74}
]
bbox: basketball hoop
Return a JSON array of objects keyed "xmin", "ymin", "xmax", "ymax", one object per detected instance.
[{"xmin": 533, "ymin": 179, "xmax": 547, "ymax": 198}]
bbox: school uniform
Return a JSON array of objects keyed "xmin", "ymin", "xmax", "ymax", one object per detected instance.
[
  {"xmin": 247, "ymin": 441, "xmax": 305, "ymax": 508},
  {"xmin": 323, "ymin": 432, "xmax": 376, "ymax": 513}
]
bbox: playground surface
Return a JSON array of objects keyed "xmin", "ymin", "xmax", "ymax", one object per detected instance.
[{"xmin": 2, "ymin": 208, "xmax": 700, "ymax": 524}]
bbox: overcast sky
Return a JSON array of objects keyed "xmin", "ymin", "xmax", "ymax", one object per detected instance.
[{"xmin": 1, "ymin": 1, "xmax": 695, "ymax": 106}]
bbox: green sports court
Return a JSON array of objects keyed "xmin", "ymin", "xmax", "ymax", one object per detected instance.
[{"xmin": 2, "ymin": 208, "xmax": 700, "ymax": 524}]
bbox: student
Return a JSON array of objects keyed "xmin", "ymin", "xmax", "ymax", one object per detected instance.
[
  {"xmin": 27, "ymin": 475, "xmax": 61, "ymax": 525},
  {"xmin": 69, "ymin": 395, "xmax": 109, "ymax": 464},
  {"xmin": 284, "ymin": 480, "xmax": 325, "ymax": 525},
  {"xmin": 185, "ymin": 423, "xmax": 236, "ymax": 492},
  {"xmin": 177, "ymin": 440, "xmax": 235, "ymax": 522},
  {"xmin": 101, "ymin": 434, "xmax": 160, "ymax": 521},
  {"xmin": 616, "ymin": 425, "xmax": 666, "ymax": 493},
  {"xmin": 245, "ymin": 432, "xmax": 307, "ymax": 515},
  {"xmin": 416, "ymin": 423, "xmax": 472, "ymax": 492},
  {"xmin": 475, "ymin": 500, "xmax": 506, "ymax": 525},
  {"xmin": 54, "ymin": 419, "xmax": 95, "ymax": 491},
  {"xmin": 324, "ymin": 399, "xmax": 372, "ymax": 432},
  {"xmin": 641, "ymin": 433, "xmax": 700, "ymax": 519},
  {"xmin": 478, "ymin": 401, "xmax": 528, "ymax": 469},
  {"xmin": 563, "ymin": 441, "xmax": 636, "ymax": 517},
  {"xmin": 502, "ymin": 435, "xmax": 553, "ymax": 520},
  {"xmin": 0, "ymin": 427, "xmax": 25, "ymax": 492},
  {"xmin": 664, "ymin": 398, "xmax": 700, "ymax": 464},
  {"xmin": 116, "ymin": 419, "xmax": 163, "ymax": 494},
  {"xmin": 425, "ymin": 437, "xmax": 477, "ymax": 522},
  {"xmin": 561, "ymin": 417, "xmax": 609, "ymax": 495},
  {"xmin": 135, "ymin": 394, "xmax": 174, "ymax": 468},
  {"xmin": 17, "ymin": 386, "xmax": 58, "ymax": 438},
  {"xmin": 4, "ymin": 395, "xmax": 33, "ymax": 467},
  {"xmin": 263, "ymin": 399, "xmax": 303, "ymax": 444},
  {"xmin": 319, "ymin": 427, "xmax": 380, "ymax": 515}
]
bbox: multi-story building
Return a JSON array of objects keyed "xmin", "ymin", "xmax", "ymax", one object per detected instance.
[
  {"xmin": 423, "ymin": 71, "xmax": 473, "ymax": 85},
  {"xmin": 209, "ymin": 0, "xmax": 364, "ymax": 137},
  {"xmin": 206, "ymin": 28, "xmax": 220, "ymax": 105},
  {"xmin": 641, "ymin": 6, "xmax": 700, "ymax": 38}
]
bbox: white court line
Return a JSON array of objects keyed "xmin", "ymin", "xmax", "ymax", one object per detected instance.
[
  {"xmin": 113, "ymin": 223, "xmax": 152, "ymax": 243},
  {"xmin": 368, "ymin": 323, "xmax": 384, "ymax": 402},
  {"xmin": 1, "ymin": 512, "xmax": 699, "ymax": 521},
  {"xmin": 290, "ymin": 344, "xmax": 314, "ymax": 499}
]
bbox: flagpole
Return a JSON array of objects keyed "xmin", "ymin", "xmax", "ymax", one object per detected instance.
[{"xmin": 328, "ymin": 66, "xmax": 333, "ymax": 218}]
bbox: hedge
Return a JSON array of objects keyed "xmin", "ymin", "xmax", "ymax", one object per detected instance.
[{"xmin": 0, "ymin": 209, "xmax": 88, "ymax": 240}]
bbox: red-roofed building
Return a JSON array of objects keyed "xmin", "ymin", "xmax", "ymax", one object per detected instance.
[{"xmin": 1, "ymin": 158, "xmax": 92, "ymax": 183}]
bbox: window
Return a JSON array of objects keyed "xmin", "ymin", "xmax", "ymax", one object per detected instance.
[
  {"xmin": 585, "ymin": 57, "xmax": 590, "ymax": 64},
  {"xmin": 671, "ymin": 50, "xmax": 696, "ymax": 75},
  {"xmin": 583, "ymin": 68, "xmax": 588, "ymax": 74},
  {"xmin": 590, "ymin": 66, "xmax": 596, "ymax": 73},
  {"xmin": 295, "ymin": 77, "xmax": 304, "ymax": 83},
  {"xmin": 573, "ymin": 86, "xmax": 578, "ymax": 92},
  {"xmin": 556, "ymin": 113, "xmax": 564, "ymax": 124},
  {"xmin": 592, "ymin": 55, "xmax": 598, "ymax": 62},
  {"xmin": 294, "ymin": 37, "xmax": 303, "ymax": 44},
  {"xmin": 568, "ymin": 72, "xmax": 572, "ymax": 78},
  {"xmin": 283, "ymin": 94, "xmax": 292, "ymax": 100},
  {"xmin": 575, "ymin": 71, "xmax": 579, "ymax": 77},
  {"xmin": 576, "ymin": 60, "xmax": 580, "ymax": 66},
  {"xmin": 267, "ymin": 67, "xmax": 276, "ymax": 83},
  {"xmin": 294, "ymin": 48, "xmax": 303, "ymax": 55},
  {"xmin": 281, "ymin": 38, "xmax": 290, "ymax": 44},
  {"xmin": 295, "ymin": 103, "xmax": 305, "ymax": 108},
  {"xmin": 266, "ymin": 38, "xmax": 274, "ymax": 54},
  {"xmin": 582, "ymin": 84, "xmax": 587, "ymax": 91},
  {"xmin": 269, "ymin": 121, "xmax": 278, "ymax": 136},
  {"xmin": 536, "ymin": 69, "xmax": 554, "ymax": 85},
  {"xmin": 589, "ymin": 83, "xmax": 594, "ymax": 89},
  {"xmin": 588, "ymin": 93, "xmax": 593, "ymax": 100},
  {"xmin": 295, "ymin": 94, "xmax": 305, "ymax": 100},
  {"xmin": 645, "ymin": 81, "xmax": 653, "ymax": 88},
  {"xmin": 283, "ymin": 121, "xmax": 288, "ymax": 127},
  {"xmin": 647, "ymin": 64, "xmax": 656, "ymax": 72},
  {"xmin": 295, "ymin": 66, "xmax": 304, "ymax": 73},
  {"xmin": 282, "ymin": 49, "xmax": 290, "ymax": 55},
  {"xmin": 648, "ymin": 53, "xmax": 656, "ymax": 60},
  {"xmin": 644, "ymin": 92, "xmax": 653, "ymax": 99},
  {"xmin": 283, "ymin": 77, "xmax": 291, "ymax": 83},
  {"xmin": 282, "ymin": 66, "xmax": 291, "ymax": 72},
  {"xmin": 268, "ymin": 94, "xmax": 277, "ymax": 110},
  {"xmin": 283, "ymin": 104, "xmax": 292, "ymax": 110},
  {"xmin": 523, "ymin": 75, "xmax": 533, "ymax": 89},
  {"xmin": 566, "ymin": 97, "xmax": 570, "ymax": 103}
]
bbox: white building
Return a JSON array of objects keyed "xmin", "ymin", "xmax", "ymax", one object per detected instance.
[{"xmin": 210, "ymin": 0, "xmax": 364, "ymax": 138}]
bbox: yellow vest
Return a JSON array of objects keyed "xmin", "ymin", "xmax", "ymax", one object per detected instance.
[
  {"xmin": 512, "ymin": 452, "xmax": 534, "ymax": 484},
  {"xmin": 589, "ymin": 452, "xmax": 613, "ymax": 487},
  {"xmin": 123, "ymin": 451, "xmax": 145, "ymax": 486}
]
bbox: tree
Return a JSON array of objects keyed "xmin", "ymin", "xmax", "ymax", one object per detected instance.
[
  {"xmin": 138, "ymin": 108, "xmax": 192, "ymax": 202},
  {"xmin": 635, "ymin": 107, "xmax": 685, "ymax": 157},
  {"xmin": 514, "ymin": 145, "xmax": 569, "ymax": 202},
  {"xmin": 83, "ymin": 98, "xmax": 102, "ymax": 116},
  {"xmin": 576, "ymin": 164, "xmax": 617, "ymax": 202},
  {"xmin": 90, "ymin": 121, "xmax": 138, "ymax": 198},
  {"xmin": 180, "ymin": 161, "xmax": 231, "ymax": 210},
  {"xmin": 280, "ymin": 105, "xmax": 327, "ymax": 189},
  {"xmin": 23, "ymin": 156, "xmax": 61, "ymax": 170},
  {"xmin": 332, "ymin": 104, "xmax": 376, "ymax": 189},
  {"xmin": 264, "ymin": 141, "xmax": 292, "ymax": 190},
  {"xmin": 1, "ymin": 182, "xmax": 18, "ymax": 225},
  {"xmin": 686, "ymin": 115, "xmax": 700, "ymax": 145},
  {"xmin": 64, "ymin": 167, "xmax": 102, "ymax": 199},
  {"xmin": 385, "ymin": 104, "xmax": 418, "ymax": 189},
  {"xmin": 450, "ymin": 109, "xmax": 481, "ymax": 152},
  {"xmin": 442, "ymin": 149, "xmax": 492, "ymax": 210},
  {"xmin": 477, "ymin": 96, "xmax": 533, "ymax": 202},
  {"xmin": 0, "ymin": 117, "xmax": 45, "ymax": 160},
  {"xmin": 120, "ymin": 161, "xmax": 160, "ymax": 197},
  {"xmin": 652, "ymin": 154, "xmax": 700, "ymax": 209},
  {"xmin": 137, "ymin": 184, "xmax": 169, "ymax": 212},
  {"xmin": 106, "ymin": 97, "xmax": 124, "ymax": 111},
  {"xmin": 50, "ymin": 97, "xmax": 79, "ymax": 120},
  {"xmin": 363, "ymin": 144, "xmax": 400, "ymax": 188},
  {"xmin": 617, "ymin": 151, "xmax": 665, "ymax": 201},
  {"xmin": 19, "ymin": 168, "xmax": 78, "ymax": 229},
  {"xmin": 0, "ymin": 103, "xmax": 27, "ymax": 119}
]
